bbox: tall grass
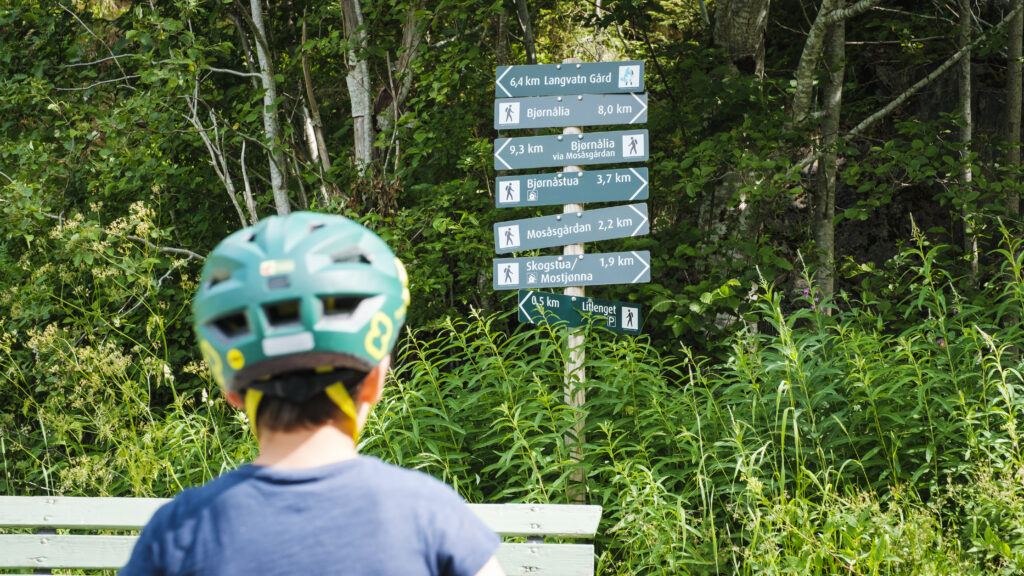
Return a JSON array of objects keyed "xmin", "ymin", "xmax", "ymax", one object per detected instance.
[{"xmin": 3, "ymin": 223, "xmax": 1024, "ymax": 573}]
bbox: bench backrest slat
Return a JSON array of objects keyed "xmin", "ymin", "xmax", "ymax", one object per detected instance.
[
  {"xmin": 0, "ymin": 497, "xmax": 601, "ymax": 538},
  {"xmin": 0, "ymin": 497, "xmax": 167, "ymax": 531},
  {"xmin": 0, "ymin": 535, "xmax": 596, "ymax": 576},
  {"xmin": 0, "ymin": 497, "xmax": 601, "ymax": 575}
]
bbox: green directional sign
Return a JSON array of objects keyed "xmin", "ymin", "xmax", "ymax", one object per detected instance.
[
  {"xmin": 495, "ymin": 203, "xmax": 648, "ymax": 253},
  {"xmin": 494, "ymin": 130, "xmax": 648, "ymax": 171},
  {"xmin": 496, "ymin": 168, "xmax": 648, "ymax": 208},
  {"xmin": 495, "ymin": 93, "xmax": 648, "ymax": 129},
  {"xmin": 495, "ymin": 61, "xmax": 644, "ymax": 97},
  {"xmin": 493, "ymin": 251, "xmax": 651, "ymax": 290},
  {"xmin": 518, "ymin": 290, "xmax": 643, "ymax": 334}
]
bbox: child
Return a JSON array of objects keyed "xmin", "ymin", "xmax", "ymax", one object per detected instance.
[{"xmin": 121, "ymin": 212, "xmax": 504, "ymax": 576}]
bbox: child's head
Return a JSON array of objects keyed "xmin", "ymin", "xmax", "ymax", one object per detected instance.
[{"xmin": 191, "ymin": 212, "xmax": 409, "ymax": 436}]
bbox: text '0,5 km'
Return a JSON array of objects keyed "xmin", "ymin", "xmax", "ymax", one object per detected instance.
[
  {"xmin": 494, "ymin": 203, "xmax": 649, "ymax": 253},
  {"xmin": 518, "ymin": 290, "xmax": 644, "ymax": 334}
]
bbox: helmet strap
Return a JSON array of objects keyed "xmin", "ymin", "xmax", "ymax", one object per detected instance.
[
  {"xmin": 244, "ymin": 388, "xmax": 264, "ymax": 440},
  {"xmin": 325, "ymin": 382, "xmax": 360, "ymax": 443}
]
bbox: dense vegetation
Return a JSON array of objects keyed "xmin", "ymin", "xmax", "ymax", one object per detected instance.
[{"xmin": 5, "ymin": 0, "xmax": 1024, "ymax": 573}]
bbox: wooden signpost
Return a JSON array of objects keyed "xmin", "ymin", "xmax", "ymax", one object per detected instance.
[{"xmin": 492, "ymin": 57, "xmax": 649, "ymax": 502}]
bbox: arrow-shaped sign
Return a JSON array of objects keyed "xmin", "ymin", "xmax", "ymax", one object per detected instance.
[
  {"xmin": 495, "ymin": 61, "xmax": 645, "ymax": 97},
  {"xmin": 518, "ymin": 289, "xmax": 644, "ymax": 334},
  {"xmin": 494, "ymin": 130, "xmax": 648, "ymax": 171},
  {"xmin": 493, "ymin": 251, "xmax": 651, "ymax": 290},
  {"xmin": 495, "ymin": 93, "xmax": 648, "ymax": 130},
  {"xmin": 496, "ymin": 168, "xmax": 648, "ymax": 208},
  {"xmin": 494, "ymin": 203, "xmax": 649, "ymax": 253}
]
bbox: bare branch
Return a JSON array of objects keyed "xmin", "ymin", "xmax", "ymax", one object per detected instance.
[
  {"xmin": 206, "ymin": 67, "xmax": 263, "ymax": 78},
  {"xmin": 823, "ymin": 0, "xmax": 882, "ymax": 25},
  {"xmin": 36, "ymin": 210, "xmax": 204, "ymax": 260},
  {"xmin": 62, "ymin": 54, "xmax": 135, "ymax": 68},
  {"xmin": 55, "ymin": 75, "xmax": 141, "ymax": 91},
  {"xmin": 125, "ymin": 235, "xmax": 205, "ymax": 260},
  {"xmin": 798, "ymin": 0, "xmax": 1024, "ymax": 169},
  {"xmin": 846, "ymin": 0, "xmax": 1024, "ymax": 142},
  {"xmin": 58, "ymin": 3, "xmax": 126, "ymax": 75}
]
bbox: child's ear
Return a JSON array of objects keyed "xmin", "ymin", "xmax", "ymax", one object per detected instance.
[
  {"xmin": 358, "ymin": 356, "xmax": 391, "ymax": 405},
  {"xmin": 225, "ymin": 390, "xmax": 244, "ymax": 409}
]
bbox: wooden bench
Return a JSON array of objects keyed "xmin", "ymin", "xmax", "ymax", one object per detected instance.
[{"xmin": 0, "ymin": 496, "xmax": 601, "ymax": 575}]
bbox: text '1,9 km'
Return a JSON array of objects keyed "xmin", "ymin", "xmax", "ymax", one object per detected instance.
[{"xmin": 494, "ymin": 251, "xmax": 651, "ymax": 290}]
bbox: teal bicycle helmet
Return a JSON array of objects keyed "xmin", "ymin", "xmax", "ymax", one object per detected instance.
[{"xmin": 192, "ymin": 212, "xmax": 409, "ymax": 403}]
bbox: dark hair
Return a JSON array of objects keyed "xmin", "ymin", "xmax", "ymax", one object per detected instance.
[
  {"xmin": 255, "ymin": 392, "xmax": 342, "ymax": 432},
  {"xmin": 247, "ymin": 369, "xmax": 366, "ymax": 432}
]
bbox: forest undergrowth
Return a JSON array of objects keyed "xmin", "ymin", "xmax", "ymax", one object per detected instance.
[{"xmin": 3, "ymin": 216, "xmax": 1024, "ymax": 575}]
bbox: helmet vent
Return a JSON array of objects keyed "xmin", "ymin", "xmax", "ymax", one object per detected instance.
[
  {"xmin": 208, "ymin": 269, "xmax": 232, "ymax": 288},
  {"xmin": 212, "ymin": 311, "xmax": 250, "ymax": 338},
  {"xmin": 321, "ymin": 295, "xmax": 365, "ymax": 317},
  {"xmin": 264, "ymin": 299, "xmax": 302, "ymax": 327},
  {"xmin": 330, "ymin": 247, "xmax": 371, "ymax": 265},
  {"xmin": 267, "ymin": 275, "xmax": 291, "ymax": 290},
  {"xmin": 309, "ymin": 222, "xmax": 326, "ymax": 233}
]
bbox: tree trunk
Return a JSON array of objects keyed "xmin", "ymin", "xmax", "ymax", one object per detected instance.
[
  {"xmin": 712, "ymin": 0, "xmax": 770, "ymax": 76},
  {"xmin": 341, "ymin": 0, "xmax": 375, "ymax": 174},
  {"xmin": 960, "ymin": 0, "xmax": 977, "ymax": 280},
  {"xmin": 497, "ymin": 3, "xmax": 509, "ymax": 67},
  {"xmin": 249, "ymin": 0, "xmax": 289, "ymax": 216},
  {"xmin": 1008, "ymin": 9, "xmax": 1022, "ymax": 220},
  {"xmin": 815, "ymin": 1, "xmax": 844, "ymax": 302},
  {"xmin": 514, "ymin": 0, "xmax": 537, "ymax": 65},
  {"xmin": 301, "ymin": 15, "xmax": 341, "ymax": 203},
  {"xmin": 374, "ymin": 2, "xmax": 425, "ymax": 135},
  {"xmin": 792, "ymin": 0, "xmax": 881, "ymax": 125}
]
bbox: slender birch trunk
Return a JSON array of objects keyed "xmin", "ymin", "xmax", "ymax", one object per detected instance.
[
  {"xmin": 341, "ymin": 0, "xmax": 375, "ymax": 174},
  {"xmin": 249, "ymin": 0, "xmax": 289, "ymax": 216},
  {"xmin": 815, "ymin": 1, "xmax": 845, "ymax": 302},
  {"xmin": 1009, "ymin": 9, "xmax": 1022, "ymax": 220},
  {"xmin": 960, "ymin": 0, "xmax": 977, "ymax": 281}
]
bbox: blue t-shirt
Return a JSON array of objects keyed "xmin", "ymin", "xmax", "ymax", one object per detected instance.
[{"xmin": 119, "ymin": 456, "xmax": 501, "ymax": 576}]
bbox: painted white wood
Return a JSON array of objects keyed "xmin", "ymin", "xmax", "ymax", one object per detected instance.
[
  {"xmin": 0, "ymin": 535, "xmax": 594, "ymax": 575},
  {"xmin": 497, "ymin": 543, "xmax": 595, "ymax": 576},
  {"xmin": 0, "ymin": 497, "xmax": 601, "ymax": 574},
  {"xmin": 0, "ymin": 497, "xmax": 168, "ymax": 530},
  {"xmin": 0, "ymin": 497, "xmax": 601, "ymax": 538},
  {"xmin": 0, "ymin": 534, "xmax": 134, "ymax": 569},
  {"xmin": 471, "ymin": 504, "xmax": 602, "ymax": 537}
]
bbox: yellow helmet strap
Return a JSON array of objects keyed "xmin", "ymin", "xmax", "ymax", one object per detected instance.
[
  {"xmin": 244, "ymin": 388, "xmax": 264, "ymax": 440},
  {"xmin": 325, "ymin": 382, "xmax": 361, "ymax": 443}
]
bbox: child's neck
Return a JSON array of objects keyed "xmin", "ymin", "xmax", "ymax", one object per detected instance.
[{"xmin": 252, "ymin": 423, "xmax": 358, "ymax": 469}]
